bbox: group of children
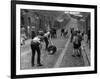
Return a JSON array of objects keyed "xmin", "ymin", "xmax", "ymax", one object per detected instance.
[
  {"xmin": 61, "ymin": 28, "xmax": 68, "ymax": 38},
  {"xmin": 30, "ymin": 30, "xmax": 57, "ymax": 67},
  {"xmin": 30, "ymin": 31, "xmax": 50, "ymax": 67},
  {"xmin": 70, "ymin": 28, "xmax": 84, "ymax": 57}
]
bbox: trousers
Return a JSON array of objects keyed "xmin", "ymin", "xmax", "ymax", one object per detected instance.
[{"xmin": 31, "ymin": 42, "xmax": 41, "ymax": 65}]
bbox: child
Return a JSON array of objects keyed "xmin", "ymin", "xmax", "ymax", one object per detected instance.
[{"xmin": 72, "ymin": 31, "xmax": 82, "ymax": 57}]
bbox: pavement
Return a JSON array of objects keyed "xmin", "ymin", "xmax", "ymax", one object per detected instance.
[{"xmin": 81, "ymin": 40, "xmax": 90, "ymax": 66}]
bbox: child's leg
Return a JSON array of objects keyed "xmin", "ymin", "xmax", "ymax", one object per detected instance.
[
  {"xmin": 72, "ymin": 48, "xmax": 77, "ymax": 57},
  {"xmin": 75, "ymin": 49, "xmax": 77, "ymax": 55},
  {"xmin": 76, "ymin": 48, "xmax": 81, "ymax": 57}
]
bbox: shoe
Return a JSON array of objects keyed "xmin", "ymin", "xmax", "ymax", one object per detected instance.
[
  {"xmin": 72, "ymin": 55, "xmax": 76, "ymax": 57},
  {"xmin": 32, "ymin": 64, "xmax": 35, "ymax": 67},
  {"xmin": 37, "ymin": 63, "xmax": 43, "ymax": 66},
  {"xmin": 77, "ymin": 54, "xmax": 81, "ymax": 57}
]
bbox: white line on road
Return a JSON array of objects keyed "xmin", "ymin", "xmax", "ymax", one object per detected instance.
[{"xmin": 54, "ymin": 36, "xmax": 70, "ymax": 68}]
